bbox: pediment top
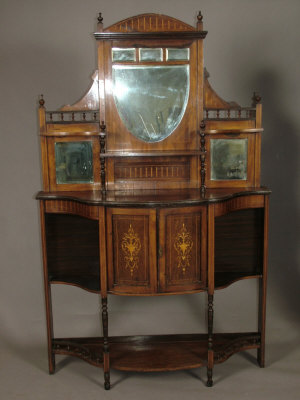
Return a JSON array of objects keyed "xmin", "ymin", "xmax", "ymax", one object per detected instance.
[{"xmin": 104, "ymin": 13, "xmax": 196, "ymax": 33}]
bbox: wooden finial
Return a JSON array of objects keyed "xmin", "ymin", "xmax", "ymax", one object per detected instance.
[
  {"xmin": 197, "ymin": 11, "xmax": 203, "ymax": 22},
  {"xmin": 252, "ymin": 92, "xmax": 262, "ymax": 106},
  {"xmin": 97, "ymin": 12, "xmax": 104, "ymax": 32},
  {"xmin": 98, "ymin": 12, "xmax": 103, "ymax": 23},
  {"xmin": 197, "ymin": 11, "xmax": 203, "ymax": 30},
  {"xmin": 39, "ymin": 94, "xmax": 45, "ymax": 107},
  {"xmin": 100, "ymin": 120, "xmax": 106, "ymax": 132},
  {"xmin": 200, "ymin": 119, "xmax": 206, "ymax": 131}
]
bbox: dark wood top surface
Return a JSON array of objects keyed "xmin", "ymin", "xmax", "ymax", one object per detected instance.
[{"xmin": 36, "ymin": 187, "xmax": 271, "ymax": 207}]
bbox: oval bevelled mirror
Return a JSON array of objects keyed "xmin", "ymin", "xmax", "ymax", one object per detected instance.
[{"xmin": 112, "ymin": 49, "xmax": 190, "ymax": 143}]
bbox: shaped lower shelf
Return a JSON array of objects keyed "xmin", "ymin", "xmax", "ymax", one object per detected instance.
[{"xmin": 53, "ymin": 332, "xmax": 260, "ymax": 372}]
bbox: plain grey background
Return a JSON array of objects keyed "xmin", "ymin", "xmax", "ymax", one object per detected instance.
[{"xmin": 0, "ymin": 0, "xmax": 299, "ymax": 399}]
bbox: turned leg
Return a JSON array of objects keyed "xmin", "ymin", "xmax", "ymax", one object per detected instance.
[
  {"xmin": 207, "ymin": 293, "xmax": 214, "ymax": 387},
  {"xmin": 207, "ymin": 367, "xmax": 213, "ymax": 387},
  {"xmin": 102, "ymin": 297, "xmax": 110, "ymax": 390}
]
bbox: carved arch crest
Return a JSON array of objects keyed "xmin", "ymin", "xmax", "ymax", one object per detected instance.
[{"xmin": 104, "ymin": 13, "xmax": 195, "ymax": 33}]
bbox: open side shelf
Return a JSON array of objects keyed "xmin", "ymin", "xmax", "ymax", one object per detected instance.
[
  {"xmin": 53, "ymin": 332, "xmax": 260, "ymax": 372},
  {"xmin": 215, "ymin": 272, "xmax": 262, "ymax": 289},
  {"xmin": 49, "ymin": 279, "xmax": 101, "ymax": 293},
  {"xmin": 49, "ymin": 273, "xmax": 262, "ymax": 294}
]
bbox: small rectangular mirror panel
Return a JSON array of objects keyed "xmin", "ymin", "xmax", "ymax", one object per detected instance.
[
  {"xmin": 112, "ymin": 48, "xmax": 136, "ymax": 62},
  {"xmin": 166, "ymin": 48, "xmax": 190, "ymax": 61},
  {"xmin": 55, "ymin": 142, "xmax": 94, "ymax": 184},
  {"xmin": 210, "ymin": 138, "xmax": 248, "ymax": 180},
  {"xmin": 139, "ymin": 48, "xmax": 163, "ymax": 62}
]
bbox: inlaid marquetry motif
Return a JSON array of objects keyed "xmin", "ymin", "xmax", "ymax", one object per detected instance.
[
  {"xmin": 44, "ymin": 200, "xmax": 99, "ymax": 220},
  {"xmin": 121, "ymin": 224, "xmax": 142, "ymax": 277},
  {"xmin": 174, "ymin": 223, "xmax": 193, "ymax": 274},
  {"xmin": 106, "ymin": 14, "xmax": 195, "ymax": 33},
  {"xmin": 115, "ymin": 162, "xmax": 190, "ymax": 181}
]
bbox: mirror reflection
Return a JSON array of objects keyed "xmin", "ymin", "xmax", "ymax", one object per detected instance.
[
  {"xmin": 139, "ymin": 48, "xmax": 163, "ymax": 62},
  {"xmin": 211, "ymin": 139, "xmax": 248, "ymax": 180},
  {"xmin": 55, "ymin": 142, "xmax": 93, "ymax": 184},
  {"xmin": 112, "ymin": 65, "xmax": 189, "ymax": 142},
  {"xmin": 167, "ymin": 48, "xmax": 190, "ymax": 61},
  {"xmin": 112, "ymin": 48, "xmax": 136, "ymax": 62}
]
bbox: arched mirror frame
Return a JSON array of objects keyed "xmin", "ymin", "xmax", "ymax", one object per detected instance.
[{"xmin": 96, "ymin": 14, "xmax": 207, "ymax": 153}]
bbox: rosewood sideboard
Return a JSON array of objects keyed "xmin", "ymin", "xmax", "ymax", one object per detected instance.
[{"xmin": 36, "ymin": 12, "xmax": 270, "ymax": 389}]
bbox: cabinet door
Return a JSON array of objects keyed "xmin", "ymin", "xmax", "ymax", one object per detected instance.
[
  {"xmin": 107, "ymin": 208, "xmax": 157, "ymax": 294},
  {"xmin": 158, "ymin": 206, "xmax": 207, "ymax": 293}
]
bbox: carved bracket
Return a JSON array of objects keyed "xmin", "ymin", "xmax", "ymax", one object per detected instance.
[
  {"xmin": 53, "ymin": 340, "xmax": 103, "ymax": 367},
  {"xmin": 214, "ymin": 335, "xmax": 260, "ymax": 363}
]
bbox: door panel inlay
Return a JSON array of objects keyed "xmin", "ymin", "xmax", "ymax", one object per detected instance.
[
  {"xmin": 158, "ymin": 206, "xmax": 207, "ymax": 292},
  {"xmin": 174, "ymin": 223, "xmax": 193, "ymax": 274},
  {"xmin": 121, "ymin": 224, "xmax": 142, "ymax": 277},
  {"xmin": 107, "ymin": 208, "xmax": 157, "ymax": 294}
]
